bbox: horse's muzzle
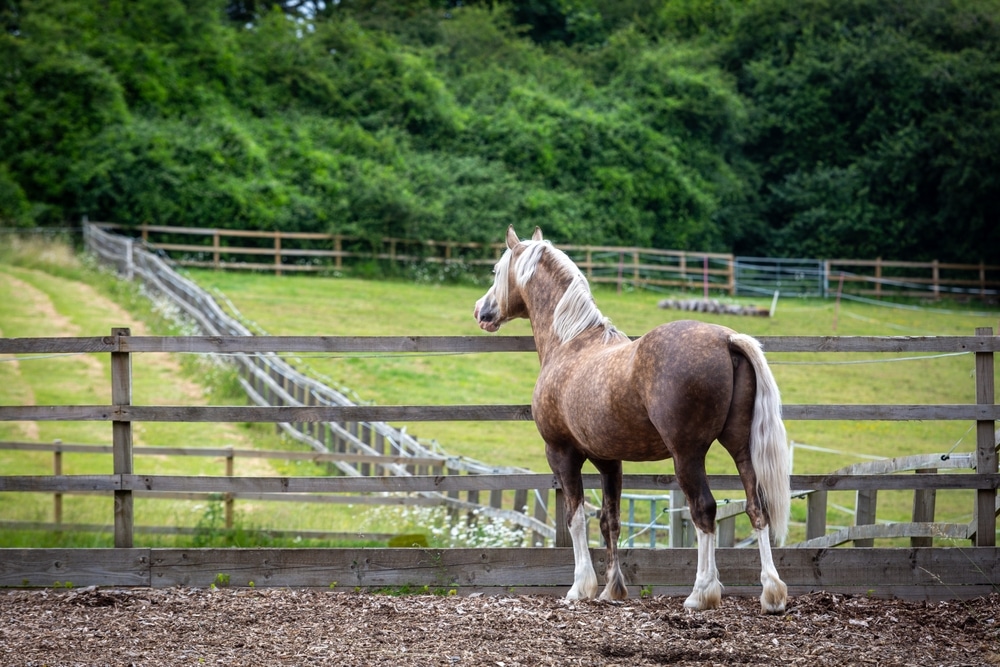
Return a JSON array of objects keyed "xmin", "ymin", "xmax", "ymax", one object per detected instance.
[{"xmin": 474, "ymin": 297, "xmax": 501, "ymax": 332}]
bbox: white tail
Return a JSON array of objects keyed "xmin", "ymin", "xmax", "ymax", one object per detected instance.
[{"xmin": 729, "ymin": 334, "xmax": 791, "ymax": 545}]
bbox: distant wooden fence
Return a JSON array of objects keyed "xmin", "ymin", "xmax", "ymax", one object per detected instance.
[
  {"xmin": 828, "ymin": 258, "xmax": 1000, "ymax": 301},
  {"xmin": 93, "ymin": 222, "xmax": 737, "ymax": 294},
  {"xmin": 90, "ymin": 221, "xmax": 1000, "ymax": 301},
  {"xmin": 1, "ymin": 330, "xmax": 998, "ymax": 598}
]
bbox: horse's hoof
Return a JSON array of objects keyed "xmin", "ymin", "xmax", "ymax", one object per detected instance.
[
  {"xmin": 598, "ymin": 585, "xmax": 629, "ymax": 601},
  {"xmin": 683, "ymin": 581, "xmax": 723, "ymax": 611},
  {"xmin": 566, "ymin": 581, "xmax": 599, "ymax": 600},
  {"xmin": 760, "ymin": 577, "xmax": 787, "ymax": 614},
  {"xmin": 760, "ymin": 589, "xmax": 787, "ymax": 614}
]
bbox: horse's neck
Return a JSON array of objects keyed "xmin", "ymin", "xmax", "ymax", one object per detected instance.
[
  {"xmin": 522, "ymin": 257, "xmax": 612, "ymax": 363},
  {"xmin": 525, "ymin": 298, "xmax": 561, "ymax": 363},
  {"xmin": 527, "ymin": 301, "xmax": 611, "ymax": 366},
  {"xmin": 535, "ymin": 325, "xmax": 619, "ymax": 375}
]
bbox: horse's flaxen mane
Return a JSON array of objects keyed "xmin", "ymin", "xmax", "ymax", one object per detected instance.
[{"xmin": 501, "ymin": 240, "xmax": 625, "ymax": 344}]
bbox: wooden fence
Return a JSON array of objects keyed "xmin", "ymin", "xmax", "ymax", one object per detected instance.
[
  {"xmin": 1, "ymin": 330, "xmax": 998, "ymax": 598},
  {"xmin": 90, "ymin": 222, "xmax": 1000, "ymax": 301},
  {"xmin": 827, "ymin": 258, "xmax": 1000, "ymax": 301},
  {"xmin": 94, "ymin": 222, "xmax": 737, "ymax": 294}
]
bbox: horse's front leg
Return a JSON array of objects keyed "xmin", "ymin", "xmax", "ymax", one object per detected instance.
[
  {"xmin": 593, "ymin": 458, "xmax": 628, "ymax": 600},
  {"xmin": 548, "ymin": 443, "xmax": 598, "ymax": 600}
]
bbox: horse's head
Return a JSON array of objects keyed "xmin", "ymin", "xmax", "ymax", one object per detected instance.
[{"xmin": 473, "ymin": 226, "xmax": 542, "ymax": 332}]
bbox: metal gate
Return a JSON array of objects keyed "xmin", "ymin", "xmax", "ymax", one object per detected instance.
[{"xmin": 734, "ymin": 257, "xmax": 827, "ymax": 297}]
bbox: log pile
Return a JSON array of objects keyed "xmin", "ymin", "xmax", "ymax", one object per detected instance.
[{"xmin": 658, "ymin": 298, "xmax": 770, "ymax": 317}]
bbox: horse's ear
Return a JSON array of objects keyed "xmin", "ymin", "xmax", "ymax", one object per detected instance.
[
  {"xmin": 506, "ymin": 225, "xmax": 519, "ymax": 250},
  {"xmin": 531, "ymin": 227, "xmax": 543, "ymax": 241}
]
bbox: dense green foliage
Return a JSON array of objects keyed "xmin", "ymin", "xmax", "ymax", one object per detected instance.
[{"xmin": 2, "ymin": 0, "xmax": 998, "ymax": 261}]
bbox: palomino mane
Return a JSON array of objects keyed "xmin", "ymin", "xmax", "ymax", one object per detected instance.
[{"xmin": 498, "ymin": 240, "xmax": 625, "ymax": 344}]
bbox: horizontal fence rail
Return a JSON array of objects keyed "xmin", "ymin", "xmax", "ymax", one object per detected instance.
[
  {"xmin": 4, "ymin": 403, "xmax": 1000, "ymax": 423},
  {"xmin": 1, "ymin": 547, "xmax": 997, "ymax": 600},
  {"xmin": 2, "ymin": 473, "xmax": 998, "ymax": 495}
]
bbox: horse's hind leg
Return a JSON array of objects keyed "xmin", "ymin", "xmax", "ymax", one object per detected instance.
[
  {"xmin": 547, "ymin": 443, "xmax": 598, "ymax": 600},
  {"xmin": 719, "ymin": 354, "xmax": 788, "ymax": 614},
  {"xmin": 592, "ymin": 458, "xmax": 628, "ymax": 600},
  {"xmin": 721, "ymin": 436, "xmax": 787, "ymax": 613},
  {"xmin": 674, "ymin": 454, "xmax": 723, "ymax": 611}
]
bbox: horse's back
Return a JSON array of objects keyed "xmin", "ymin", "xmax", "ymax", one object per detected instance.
[
  {"xmin": 631, "ymin": 320, "xmax": 741, "ymax": 443},
  {"xmin": 637, "ymin": 319, "xmax": 738, "ymax": 373},
  {"xmin": 534, "ymin": 319, "xmax": 742, "ymax": 462}
]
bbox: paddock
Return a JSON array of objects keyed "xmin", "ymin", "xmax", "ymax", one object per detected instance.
[
  {"xmin": 0, "ymin": 330, "xmax": 997, "ymax": 601},
  {"xmin": 1, "ymin": 223, "xmax": 999, "ymax": 607}
]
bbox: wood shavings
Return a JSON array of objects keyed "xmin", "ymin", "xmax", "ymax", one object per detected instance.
[{"xmin": 0, "ymin": 588, "xmax": 996, "ymax": 666}]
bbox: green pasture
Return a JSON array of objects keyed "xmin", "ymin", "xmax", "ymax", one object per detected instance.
[{"xmin": 1, "ymin": 238, "xmax": 997, "ymax": 547}]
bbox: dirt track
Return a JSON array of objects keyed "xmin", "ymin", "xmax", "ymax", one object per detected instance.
[{"xmin": 1, "ymin": 588, "xmax": 997, "ymax": 666}]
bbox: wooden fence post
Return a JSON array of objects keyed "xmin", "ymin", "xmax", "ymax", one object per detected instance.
[
  {"xmin": 717, "ymin": 512, "xmax": 735, "ymax": 548},
  {"xmin": 554, "ymin": 489, "xmax": 570, "ymax": 547},
  {"xmin": 806, "ymin": 490, "xmax": 828, "ymax": 540},
  {"xmin": 670, "ymin": 490, "xmax": 691, "ymax": 548},
  {"xmin": 124, "ymin": 239, "xmax": 134, "ymax": 281},
  {"xmin": 225, "ymin": 446, "xmax": 235, "ymax": 531},
  {"xmin": 974, "ymin": 326, "xmax": 997, "ymax": 546},
  {"xmin": 727, "ymin": 255, "xmax": 736, "ymax": 296},
  {"xmin": 360, "ymin": 423, "xmax": 372, "ymax": 477},
  {"xmin": 111, "ymin": 327, "xmax": 134, "ymax": 548},
  {"xmin": 274, "ymin": 231, "xmax": 282, "ymax": 277},
  {"xmin": 53, "ymin": 439, "xmax": 63, "ymax": 528},
  {"xmin": 854, "ymin": 489, "xmax": 877, "ymax": 547},
  {"xmin": 533, "ymin": 489, "xmax": 548, "ymax": 547},
  {"xmin": 616, "ymin": 252, "xmax": 624, "ymax": 295},
  {"xmin": 911, "ymin": 469, "xmax": 937, "ymax": 547}
]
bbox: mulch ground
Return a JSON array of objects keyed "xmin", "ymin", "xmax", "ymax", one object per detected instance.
[{"xmin": 1, "ymin": 588, "xmax": 997, "ymax": 666}]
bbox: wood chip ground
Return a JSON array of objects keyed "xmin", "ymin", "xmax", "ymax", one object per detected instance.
[{"xmin": 2, "ymin": 589, "xmax": 998, "ymax": 666}]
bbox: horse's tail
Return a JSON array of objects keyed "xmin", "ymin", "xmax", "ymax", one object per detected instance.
[{"xmin": 729, "ymin": 334, "xmax": 791, "ymax": 545}]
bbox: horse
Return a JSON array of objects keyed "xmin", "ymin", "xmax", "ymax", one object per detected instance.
[{"xmin": 473, "ymin": 226, "xmax": 790, "ymax": 614}]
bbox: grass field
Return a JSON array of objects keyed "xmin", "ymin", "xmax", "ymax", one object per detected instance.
[{"xmin": 2, "ymin": 236, "xmax": 997, "ymax": 546}]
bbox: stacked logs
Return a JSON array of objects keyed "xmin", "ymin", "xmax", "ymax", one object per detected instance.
[{"xmin": 658, "ymin": 298, "xmax": 770, "ymax": 317}]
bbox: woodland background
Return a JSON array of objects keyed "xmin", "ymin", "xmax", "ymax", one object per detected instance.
[{"xmin": 1, "ymin": 0, "xmax": 998, "ymax": 262}]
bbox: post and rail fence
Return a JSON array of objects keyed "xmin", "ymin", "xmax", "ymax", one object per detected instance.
[
  {"xmin": 1, "ymin": 329, "xmax": 997, "ymax": 597},
  {"xmin": 91, "ymin": 222, "xmax": 1000, "ymax": 301}
]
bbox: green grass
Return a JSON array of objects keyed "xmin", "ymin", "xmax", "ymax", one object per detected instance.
[{"xmin": 2, "ymin": 236, "xmax": 998, "ymax": 546}]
